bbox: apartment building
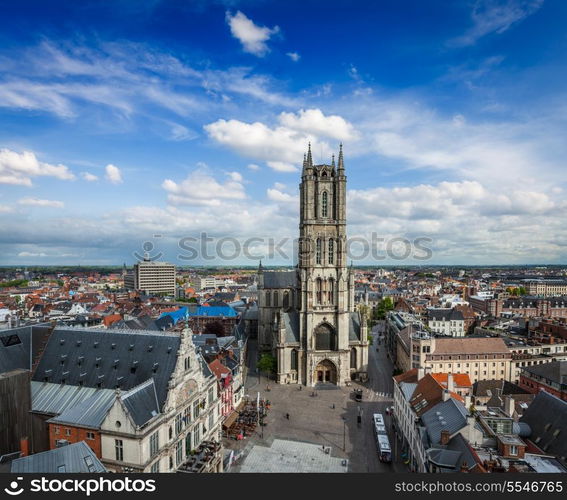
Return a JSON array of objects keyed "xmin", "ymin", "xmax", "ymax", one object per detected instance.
[{"xmin": 125, "ymin": 259, "xmax": 176, "ymax": 296}]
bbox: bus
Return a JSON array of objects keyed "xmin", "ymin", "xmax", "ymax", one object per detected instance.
[{"xmin": 372, "ymin": 413, "xmax": 392, "ymax": 463}]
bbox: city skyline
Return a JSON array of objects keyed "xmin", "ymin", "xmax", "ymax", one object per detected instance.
[{"xmin": 1, "ymin": 0, "xmax": 566, "ymax": 266}]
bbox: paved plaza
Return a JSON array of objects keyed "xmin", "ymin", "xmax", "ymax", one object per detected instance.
[{"xmin": 225, "ymin": 326, "xmax": 406, "ymax": 473}]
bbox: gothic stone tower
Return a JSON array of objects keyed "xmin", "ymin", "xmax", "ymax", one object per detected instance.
[
  {"xmin": 297, "ymin": 144, "xmax": 368, "ymax": 386},
  {"xmin": 259, "ymin": 145, "xmax": 368, "ymax": 386}
]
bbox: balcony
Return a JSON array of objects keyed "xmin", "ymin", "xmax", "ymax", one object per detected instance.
[{"xmin": 177, "ymin": 440, "xmax": 223, "ymax": 473}]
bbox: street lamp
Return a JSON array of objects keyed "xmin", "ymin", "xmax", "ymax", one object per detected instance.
[{"xmin": 342, "ymin": 417, "xmax": 346, "ymax": 452}]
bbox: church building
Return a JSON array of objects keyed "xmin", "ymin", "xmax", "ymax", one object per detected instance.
[{"xmin": 257, "ymin": 144, "xmax": 368, "ymax": 386}]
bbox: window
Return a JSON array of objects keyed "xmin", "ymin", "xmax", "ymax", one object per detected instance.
[
  {"xmin": 315, "ymin": 323, "xmax": 336, "ymax": 351},
  {"xmin": 283, "ymin": 291, "xmax": 290, "ymax": 309},
  {"xmin": 58, "ymin": 465, "xmax": 66, "ymax": 473},
  {"xmin": 208, "ymin": 413, "xmax": 214, "ymax": 431},
  {"xmin": 184, "ymin": 357, "xmax": 191, "ymax": 371},
  {"xmin": 65, "ymin": 428, "xmax": 71, "ymax": 436},
  {"xmin": 175, "ymin": 414, "xmax": 183, "ymax": 435},
  {"xmin": 115, "ymin": 439, "xmax": 124, "ymax": 462},
  {"xmin": 291, "ymin": 349, "xmax": 298, "ymax": 371},
  {"xmin": 193, "ymin": 400, "xmax": 200, "ymax": 419},
  {"xmin": 176, "ymin": 440, "xmax": 183, "ymax": 466},
  {"xmin": 316, "ymin": 278, "xmax": 322, "ymax": 304},
  {"xmin": 54, "ymin": 426, "xmax": 60, "ymax": 435},
  {"xmin": 321, "ymin": 191, "xmax": 328, "ymax": 217},
  {"xmin": 150, "ymin": 431, "xmax": 159, "ymax": 457},
  {"xmin": 273, "ymin": 291, "xmax": 279, "ymax": 307},
  {"xmin": 208, "ymin": 388, "xmax": 215, "ymax": 406},
  {"xmin": 328, "ymin": 239, "xmax": 334, "ymax": 264},
  {"xmin": 151, "ymin": 461, "xmax": 160, "ymax": 473},
  {"xmin": 510, "ymin": 445, "xmax": 518, "ymax": 456},
  {"xmin": 86, "ymin": 432, "xmax": 95, "ymax": 440},
  {"xmin": 185, "ymin": 433, "xmax": 192, "ymax": 456},
  {"xmin": 265, "ymin": 291, "xmax": 271, "ymax": 307},
  {"xmin": 316, "ymin": 238, "xmax": 322, "ymax": 264},
  {"xmin": 350, "ymin": 348, "xmax": 357, "ymax": 368}
]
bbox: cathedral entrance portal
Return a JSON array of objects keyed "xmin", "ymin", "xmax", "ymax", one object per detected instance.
[{"xmin": 314, "ymin": 359, "xmax": 337, "ymax": 384}]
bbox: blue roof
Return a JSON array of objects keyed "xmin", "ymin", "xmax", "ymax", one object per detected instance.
[{"xmin": 160, "ymin": 305, "xmax": 238, "ymax": 324}]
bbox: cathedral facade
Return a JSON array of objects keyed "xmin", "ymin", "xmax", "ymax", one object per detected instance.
[{"xmin": 257, "ymin": 145, "xmax": 368, "ymax": 386}]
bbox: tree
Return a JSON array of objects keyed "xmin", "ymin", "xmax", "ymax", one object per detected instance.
[
  {"xmin": 374, "ymin": 297, "xmax": 394, "ymax": 320},
  {"xmin": 257, "ymin": 353, "xmax": 277, "ymax": 378}
]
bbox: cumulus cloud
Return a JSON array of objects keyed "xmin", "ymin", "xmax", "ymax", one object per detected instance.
[
  {"xmin": 105, "ymin": 164, "xmax": 123, "ymax": 184},
  {"xmin": 449, "ymin": 0, "xmax": 544, "ymax": 47},
  {"xmin": 81, "ymin": 171, "xmax": 98, "ymax": 181},
  {"xmin": 279, "ymin": 108, "xmax": 357, "ymax": 141},
  {"xmin": 0, "ymin": 148, "xmax": 75, "ymax": 186},
  {"xmin": 162, "ymin": 169, "xmax": 247, "ymax": 206},
  {"xmin": 267, "ymin": 187, "xmax": 298, "ymax": 203},
  {"xmin": 18, "ymin": 197, "xmax": 65, "ymax": 208},
  {"xmin": 287, "ymin": 52, "xmax": 300, "ymax": 62},
  {"xmin": 225, "ymin": 11, "xmax": 280, "ymax": 56},
  {"xmin": 204, "ymin": 108, "xmax": 355, "ymax": 171},
  {"xmin": 247, "ymin": 163, "xmax": 260, "ymax": 171}
]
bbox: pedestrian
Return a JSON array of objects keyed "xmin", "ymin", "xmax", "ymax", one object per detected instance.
[
  {"xmin": 286, "ymin": 413, "xmax": 290, "ymax": 420},
  {"xmin": 332, "ymin": 403, "xmax": 335, "ymax": 409}
]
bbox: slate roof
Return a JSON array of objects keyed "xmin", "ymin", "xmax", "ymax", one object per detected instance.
[
  {"xmin": 0, "ymin": 324, "xmax": 53, "ymax": 374},
  {"xmin": 348, "ymin": 312, "xmax": 362, "ymax": 341},
  {"xmin": 520, "ymin": 390, "xmax": 567, "ymax": 463},
  {"xmin": 473, "ymin": 379, "xmax": 528, "ymax": 398},
  {"xmin": 32, "ymin": 327, "xmax": 180, "ymax": 410},
  {"xmin": 262, "ymin": 271, "xmax": 298, "ymax": 289},
  {"xmin": 426, "ymin": 433, "xmax": 478, "ymax": 472},
  {"xmin": 120, "ymin": 378, "xmax": 160, "ymax": 427},
  {"xmin": 427, "ymin": 308, "xmax": 464, "ymax": 322},
  {"xmin": 11, "ymin": 441, "xmax": 106, "ymax": 473},
  {"xmin": 283, "ymin": 311, "xmax": 299, "ymax": 343},
  {"xmin": 522, "ymin": 360, "xmax": 567, "ymax": 384},
  {"xmin": 421, "ymin": 398, "xmax": 469, "ymax": 446}
]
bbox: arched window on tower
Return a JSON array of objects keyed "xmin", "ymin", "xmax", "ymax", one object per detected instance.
[
  {"xmin": 273, "ymin": 291, "xmax": 279, "ymax": 307},
  {"xmin": 316, "ymin": 238, "xmax": 322, "ymax": 264},
  {"xmin": 283, "ymin": 291, "xmax": 290, "ymax": 309},
  {"xmin": 328, "ymin": 278, "xmax": 335, "ymax": 304},
  {"xmin": 321, "ymin": 191, "xmax": 328, "ymax": 218},
  {"xmin": 291, "ymin": 349, "xmax": 298, "ymax": 371},
  {"xmin": 316, "ymin": 278, "xmax": 322, "ymax": 305},
  {"xmin": 265, "ymin": 291, "xmax": 271, "ymax": 307},
  {"xmin": 328, "ymin": 239, "xmax": 334, "ymax": 265},
  {"xmin": 315, "ymin": 323, "xmax": 337, "ymax": 351}
]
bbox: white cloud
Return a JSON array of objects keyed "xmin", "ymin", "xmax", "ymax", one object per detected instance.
[
  {"xmin": 279, "ymin": 108, "xmax": 357, "ymax": 141},
  {"xmin": 105, "ymin": 164, "xmax": 123, "ymax": 184},
  {"xmin": 267, "ymin": 186, "xmax": 298, "ymax": 203},
  {"xmin": 0, "ymin": 148, "xmax": 75, "ymax": 186},
  {"xmin": 162, "ymin": 169, "xmax": 247, "ymax": 206},
  {"xmin": 287, "ymin": 52, "xmax": 300, "ymax": 62},
  {"xmin": 247, "ymin": 163, "xmax": 260, "ymax": 171},
  {"xmin": 225, "ymin": 11, "xmax": 280, "ymax": 57},
  {"xmin": 449, "ymin": 0, "xmax": 544, "ymax": 47},
  {"xmin": 18, "ymin": 251, "xmax": 48, "ymax": 258},
  {"xmin": 18, "ymin": 197, "xmax": 64, "ymax": 208},
  {"xmin": 204, "ymin": 108, "xmax": 354, "ymax": 171},
  {"xmin": 81, "ymin": 171, "xmax": 98, "ymax": 182}
]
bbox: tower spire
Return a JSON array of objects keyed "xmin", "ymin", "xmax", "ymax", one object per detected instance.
[
  {"xmin": 331, "ymin": 154, "xmax": 336, "ymax": 168},
  {"xmin": 338, "ymin": 143, "xmax": 344, "ymax": 173},
  {"xmin": 306, "ymin": 142, "xmax": 313, "ymax": 167}
]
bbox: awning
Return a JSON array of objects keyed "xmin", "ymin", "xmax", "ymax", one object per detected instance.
[{"xmin": 222, "ymin": 410, "xmax": 239, "ymax": 429}]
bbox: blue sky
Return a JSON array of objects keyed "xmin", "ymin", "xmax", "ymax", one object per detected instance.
[{"xmin": 0, "ymin": 0, "xmax": 566, "ymax": 266}]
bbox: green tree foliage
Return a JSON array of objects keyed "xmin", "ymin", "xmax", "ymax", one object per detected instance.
[{"xmin": 257, "ymin": 353, "xmax": 277, "ymax": 375}]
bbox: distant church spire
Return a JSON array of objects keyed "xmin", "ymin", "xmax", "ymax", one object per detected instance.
[
  {"xmin": 338, "ymin": 143, "xmax": 344, "ymax": 173},
  {"xmin": 331, "ymin": 154, "xmax": 336, "ymax": 168}
]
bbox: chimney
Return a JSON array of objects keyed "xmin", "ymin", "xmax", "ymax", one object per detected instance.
[
  {"xmin": 460, "ymin": 461, "xmax": 468, "ymax": 472},
  {"xmin": 447, "ymin": 373, "xmax": 455, "ymax": 393},
  {"xmin": 20, "ymin": 437, "xmax": 29, "ymax": 457},
  {"xmin": 440, "ymin": 430, "xmax": 451, "ymax": 446},
  {"xmin": 442, "ymin": 389, "xmax": 451, "ymax": 401},
  {"xmin": 504, "ymin": 395, "xmax": 515, "ymax": 417},
  {"xmin": 417, "ymin": 367, "xmax": 425, "ymax": 380}
]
